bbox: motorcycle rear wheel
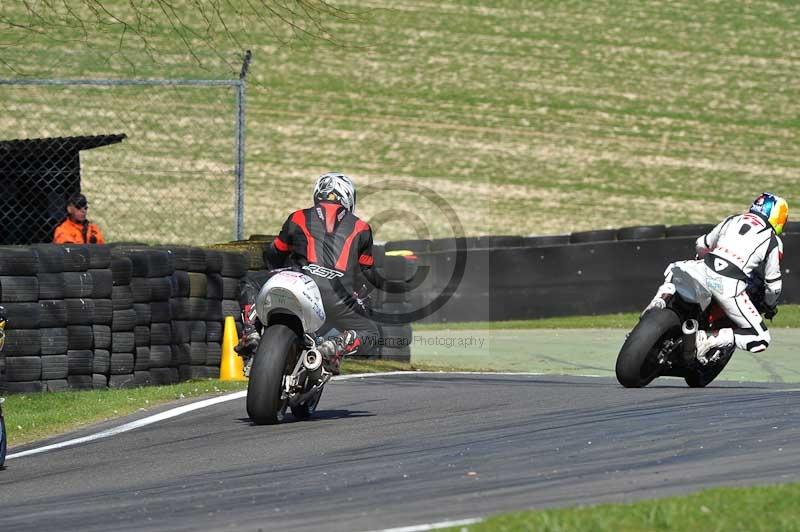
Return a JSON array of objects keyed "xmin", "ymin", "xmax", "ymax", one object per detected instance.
[
  {"xmin": 0, "ymin": 411, "xmax": 6, "ymax": 467},
  {"xmin": 246, "ymin": 324, "xmax": 299, "ymax": 425},
  {"xmin": 616, "ymin": 309, "xmax": 681, "ymax": 388}
]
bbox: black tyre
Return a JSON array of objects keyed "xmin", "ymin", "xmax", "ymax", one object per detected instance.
[
  {"xmin": 41, "ymin": 327, "xmax": 69, "ymax": 355},
  {"xmin": 66, "ymin": 298, "xmax": 95, "ymax": 325},
  {"xmin": 522, "ymin": 234, "xmax": 570, "ymax": 247},
  {"xmin": 569, "ymin": 229, "xmax": 617, "ymax": 244},
  {"xmin": 37, "ymin": 273, "xmax": 65, "ymax": 299},
  {"xmin": 222, "ymin": 277, "xmax": 240, "ymax": 299},
  {"xmin": 150, "ymin": 323, "xmax": 172, "ymax": 345},
  {"xmin": 1, "ymin": 276, "xmax": 39, "ymax": 303},
  {"xmin": 151, "ymin": 302, "xmax": 171, "ymax": 322},
  {"xmin": 111, "ymin": 257, "xmax": 133, "ymax": 286},
  {"xmin": 205, "ymin": 250, "xmax": 223, "ymax": 274},
  {"xmin": 130, "ymin": 278, "xmax": 151, "ymax": 302},
  {"xmin": 1, "ymin": 409, "xmax": 6, "ymax": 468},
  {"xmin": 615, "ymin": 309, "xmax": 680, "ymax": 387},
  {"xmin": 188, "ymin": 273, "xmax": 208, "ymax": 297},
  {"xmin": 666, "ymin": 224, "xmax": 716, "ymax": 238},
  {"xmin": 62, "ymin": 272, "xmax": 93, "ymax": 299},
  {"xmin": 148, "ymin": 277, "xmax": 173, "ymax": 301},
  {"xmin": 246, "ymin": 324, "xmax": 299, "ymax": 425},
  {"xmin": 684, "ymin": 345, "xmax": 734, "ymax": 388},
  {"xmin": 220, "ymin": 251, "xmax": 249, "ymax": 278},
  {"xmin": 88, "ymin": 269, "xmax": 113, "ymax": 299},
  {"xmin": 206, "ymin": 274, "xmax": 224, "ymax": 300},
  {"xmin": 617, "ymin": 225, "xmax": 667, "ymax": 241},
  {"xmin": 39, "ymin": 300, "xmax": 66, "ymax": 328},
  {"xmin": 0, "ymin": 248, "xmax": 38, "ymax": 276},
  {"xmin": 61, "ymin": 245, "xmax": 90, "ymax": 272},
  {"xmin": 5, "ymin": 356, "xmax": 42, "ymax": 381}
]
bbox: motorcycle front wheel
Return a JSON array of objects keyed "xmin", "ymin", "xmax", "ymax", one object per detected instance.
[
  {"xmin": 246, "ymin": 324, "xmax": 300, "ymax": 425},
  {"xmin": 0, "ymin": 407, "xmax": 6, "ymax": 467},
  {"xmin": 615, "ymin": 308, "xmax": 681, "ymax": 388}
]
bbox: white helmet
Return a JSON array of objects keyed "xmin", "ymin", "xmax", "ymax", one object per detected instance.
[{"xmin": 313, "ymin": 172, "xmax": 357, "ymax": 213}]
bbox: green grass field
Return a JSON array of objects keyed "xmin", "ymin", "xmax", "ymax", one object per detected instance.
[
  {"xmin": 448, "ymin": 483, "xmax": 800, "ymax": 532},
  {"xmin": 2, "ymin": 1, "xmax": 799, "ymax": 243}
]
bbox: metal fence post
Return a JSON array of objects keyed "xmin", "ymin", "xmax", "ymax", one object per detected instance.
[{"xmin": 234, "ymin": 50, "xmax": 252, "ymax": 241}]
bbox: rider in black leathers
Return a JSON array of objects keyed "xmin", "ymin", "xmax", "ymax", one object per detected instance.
[{"xmin": 236, "ymin": 173, "xmax": 381, "ymax": 374}]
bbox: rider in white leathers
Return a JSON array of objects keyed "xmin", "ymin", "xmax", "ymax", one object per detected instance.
[{"xmin": 645, "ymin": 193, "xmax": 788, "ymax": 361}]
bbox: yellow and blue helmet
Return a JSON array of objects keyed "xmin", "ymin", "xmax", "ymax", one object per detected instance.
[{"xmin": 750, "ymin": 192, "xmax": 789, "ymax": 235}]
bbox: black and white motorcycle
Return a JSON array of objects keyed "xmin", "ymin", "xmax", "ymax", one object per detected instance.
[
  {"xmin": 615, "ymin": 264, "xmax": 768, "ymax": 388},
  {"xmin": 245, "ymin": 269, "xmax": 335, "ymax": 425}
]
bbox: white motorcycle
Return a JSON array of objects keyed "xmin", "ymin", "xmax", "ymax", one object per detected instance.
[{"xmin": 246, "ymin": 269, "xmax": 334, "ymax": 425}]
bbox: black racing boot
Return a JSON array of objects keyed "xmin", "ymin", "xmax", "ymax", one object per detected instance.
[{"xmin": 234, "ymin": 304, "xmax": 261, "ymax": 360}]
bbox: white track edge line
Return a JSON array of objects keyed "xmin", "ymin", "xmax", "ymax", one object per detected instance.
[
  {"xmin": 366, "ymin": 517, "xmax": 483, "ymax": 532},
  {"xmin": 7, "ymin": 390, "xmax": 247, "ymax": 460}
]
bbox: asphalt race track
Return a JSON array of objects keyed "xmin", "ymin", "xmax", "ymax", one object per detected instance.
[{"xmin": 1, "ymin": 373, "xmax": 800, "ymax": 531}]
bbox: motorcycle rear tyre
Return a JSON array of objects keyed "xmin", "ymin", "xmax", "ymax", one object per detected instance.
[
  {"xmin": 0, "ymin": 411, "xmax": 6, "ymax": 467},
  {"xmin": 616, "ymin": 309, "xmax": 680, "ymax": 388},
  {"xmin": 246, "ymin": 324, "xmax": 298, "ymax": 425}
]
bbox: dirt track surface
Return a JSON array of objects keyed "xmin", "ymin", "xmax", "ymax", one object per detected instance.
[{"xmin": 1, "ymin": 373, "xmax": 799, "ymax": 531}]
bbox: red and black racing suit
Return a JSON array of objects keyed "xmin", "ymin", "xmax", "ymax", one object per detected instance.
[{"xmin": 241, "ymin": 200, "xmax": 380, "ymax": 356}]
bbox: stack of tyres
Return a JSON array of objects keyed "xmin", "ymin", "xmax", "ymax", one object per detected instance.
[
  {"xmin": 187, "ymin": 250, "xmax": 210, "ymax": 380},
  {"xmin": 145, "ymin": 249, "xmax": 174, "ymax": 387},
  {"xmin": 204, "ymin": 250, "xmax": 224, "ymax": 378},
  {"xmin": 377, "ymin": 254, "xmax": 413, "ymax": 361},
  {"xmin": 220, "ymin": 251, "xmax": 249, "ymax": 344},
  {"xmin": 86, "ymin": 245, "xmax": 113, "ymax": 389},
  {"xmin": 34, "ymin": 245, "xmax": 69, "ymax": 392},
  {"xmin": 163, "ymin": 246, "xmax": 206, "ymax": 383},
  {"xmin": 108, "ymin": 249, "xmax": 137, "ymax": 388},
  {"xmin": 0, "ymin": 247, "xmax": 43, "ymax": 393},
  {"xmin": 62, "ymin": 245, "xmax": 97, "ymax": 391},
  {"xmin": 127, "ymin": 249, "xmax": 152, "ymax": 389}
]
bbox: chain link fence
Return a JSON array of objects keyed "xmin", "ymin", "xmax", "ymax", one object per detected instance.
[{"xmin": 0, "ymin": 67, "xmax": 249, "ymax": 246}]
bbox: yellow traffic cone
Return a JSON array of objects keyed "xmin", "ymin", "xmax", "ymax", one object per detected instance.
[{"xmin": 220, "ymin": 315, "xmax": 247, "ymax": 381}]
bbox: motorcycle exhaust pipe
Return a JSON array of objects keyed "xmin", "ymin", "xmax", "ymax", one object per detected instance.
[
  {"xmin": 681, "ymin": 319, "xmax": 699, "ymax": 363},
  {"xmin": 303, "ymin": 349, "xmax": 323, "ymax": 382}
]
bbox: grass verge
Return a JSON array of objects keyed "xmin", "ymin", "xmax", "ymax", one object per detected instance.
[
  {"xmin": 452, "ymin": 483, "xmax": 800, "ymax": 532},
  {"xmin": 414, "ymin": 304, "xmax": 800, "ymax": 331},
  {"xmin": 3, "ymin": 360, "xmax": 453, "ymax": 447}
]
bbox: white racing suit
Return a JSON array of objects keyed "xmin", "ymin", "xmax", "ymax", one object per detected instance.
[{"xmin": 651, "ymin": 212, "xmax": 782, "ymax": 353}]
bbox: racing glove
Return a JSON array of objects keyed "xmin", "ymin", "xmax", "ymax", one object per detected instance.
[{"xmin": 764, "ymin": 305, "xmax": 778, "ymax": 320}]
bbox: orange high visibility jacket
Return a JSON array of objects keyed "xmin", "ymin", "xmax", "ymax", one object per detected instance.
[{"xmin": 53, "ymin": 218, "xmax": 106, "ymax": 245}]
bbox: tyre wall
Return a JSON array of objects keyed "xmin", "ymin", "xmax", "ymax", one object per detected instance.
[
  {"xmin": 376, "ymin": 224, "xmax": 800, "ymax": 324},
  {"xmin": 0, "ymin": 244, "xmax": 249, "ymax": 393}
]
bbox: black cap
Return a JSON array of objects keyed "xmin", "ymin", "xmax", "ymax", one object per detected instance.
[{"xmin": 68, "ymin": 193, "xmax": 88, "ymax": 209}]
